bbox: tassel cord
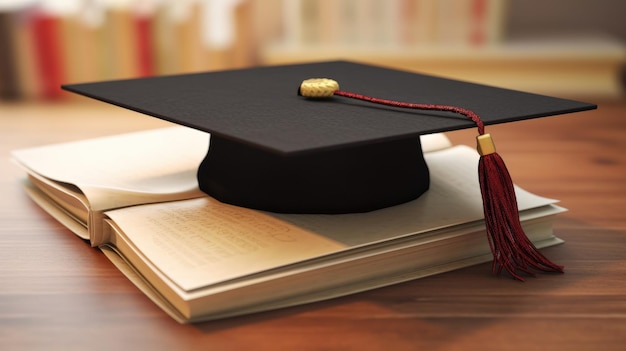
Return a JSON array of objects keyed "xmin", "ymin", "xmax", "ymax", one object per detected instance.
[{"xmin": 333, "ymin": 90, "xmax": 486, "ymax": 135}]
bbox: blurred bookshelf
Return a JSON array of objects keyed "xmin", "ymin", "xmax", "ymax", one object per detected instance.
[{"xmin": 1, "ymin": 0, "xmax": 625, "ymax": 103}]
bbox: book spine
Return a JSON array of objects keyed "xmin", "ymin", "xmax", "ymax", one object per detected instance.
[
  {"xmin": 135, "ymin": 13, "xmax": 154, "ymax": 77},
  {"xmin": 469, "ymin": 0, "xmax": 487, "ymax": 46},
  {"xmin": 0, "ymin": 11, "xmax": 21, "ymax": 100},
  {"xmin": 14, "ymin": 10, "xmax": 42, "ymax": 100},
  {"xmin": 31, "ymin": 11, "xmax": 66, "ymax": 99},
  {"xmin": 175, "ymin": 2, "xmax": 204, "ymax": 73}
]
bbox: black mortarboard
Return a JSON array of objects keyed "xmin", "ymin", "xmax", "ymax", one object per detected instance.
[
  {"xmin": 63, "ymin": 60, "xmax": 595, "ymax": 280},
  {"xmin": 62, "ymin": 60, "xmax": 594, "ymax": 214}
]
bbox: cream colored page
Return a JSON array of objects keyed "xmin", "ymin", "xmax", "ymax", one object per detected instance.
[
  {"xmin": 12, "ymin": 127, "xmax": 209, "ymax": 210},
  {"xmin": 270, "ymin": 145, "xmax": 558, "ymax": 247},
  {"xmin": 105, "ymin": 197, "xmax": 347, "ymax": 291},
  {"xmin": 420, "ymin": 133, "xmax": 452, "ymax": 153}
]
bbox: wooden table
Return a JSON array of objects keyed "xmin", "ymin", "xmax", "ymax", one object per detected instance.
[{"xmin": 1, "ymin": 99, "xmax": 625, "ymax": 351}]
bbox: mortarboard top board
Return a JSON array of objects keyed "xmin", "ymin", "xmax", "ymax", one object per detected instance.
[{"xmin": 62, "ymin": 60, "xmax": 596, "ymax": 214}]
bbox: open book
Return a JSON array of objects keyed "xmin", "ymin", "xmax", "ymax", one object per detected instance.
[{"xmin": 12, "ymin": 127, "xmax": 565, "ymax": 323}]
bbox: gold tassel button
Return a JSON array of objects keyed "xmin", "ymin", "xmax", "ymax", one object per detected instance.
[
  {"xmin": 477, "ymin": 133, "xmax": 496, "ymax": 156},
  {"xmin": 299, "ymin": 78, "xmax": 339, "ymax": 98}
]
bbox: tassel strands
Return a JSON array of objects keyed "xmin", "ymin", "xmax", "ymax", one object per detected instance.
[
  {"xmin": 299, "ymin": 78, "xmax": 564, "ymax": 281},
  {"xmin": 477, "ymin": 135, "xmax": 564, "ymax": 280}
]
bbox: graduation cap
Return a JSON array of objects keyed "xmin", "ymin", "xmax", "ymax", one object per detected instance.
[{"xmin": 63, "ymin": 60, "xmax": 595, "ymax": 280}]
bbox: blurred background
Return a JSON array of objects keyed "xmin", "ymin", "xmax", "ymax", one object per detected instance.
[{"xmin": 1, "ymin": 0, "xmax": 625, "ymax": 102}]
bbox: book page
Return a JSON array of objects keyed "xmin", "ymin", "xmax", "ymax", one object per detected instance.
[
  {"xmin": 105, "ymin": 197, "xmax": 347, "ymax": 291},
  {"xmin": 420, "ymin": 132, "xmax": 452, "ymax": 152},
  {"xmin": 12, "ymin": 127, "xmax": 209, "ymax": 211}
]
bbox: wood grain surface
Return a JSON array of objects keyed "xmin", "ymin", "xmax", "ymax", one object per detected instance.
[{"xmin": 1, "ymin": 99, "xmax": 624, "ymax": 351}]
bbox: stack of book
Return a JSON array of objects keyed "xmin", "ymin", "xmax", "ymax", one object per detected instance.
[
  {"xmin": 0, "ymin": 0, "xmax": 254, "ymax": 101},
  {"xmin": 280, "ymin": 0, "xmax": 507, "ymax": 49},
  {"xmin": 12, "ymin": 127, "xmax": 565, "ymax": 323}
]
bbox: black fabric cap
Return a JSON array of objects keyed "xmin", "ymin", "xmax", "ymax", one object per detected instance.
[{"xmin": 62, "ymin": 61, "xmax": 596, "ymax": 213}]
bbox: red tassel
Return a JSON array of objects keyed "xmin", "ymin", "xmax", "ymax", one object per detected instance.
[
  {"xmin": 477, "ymin": 135, "xmax": 564, "ymax": 280},
  {"xmin": 298, "ymin": 78, "xmax": 565, "ymax": 280}
]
